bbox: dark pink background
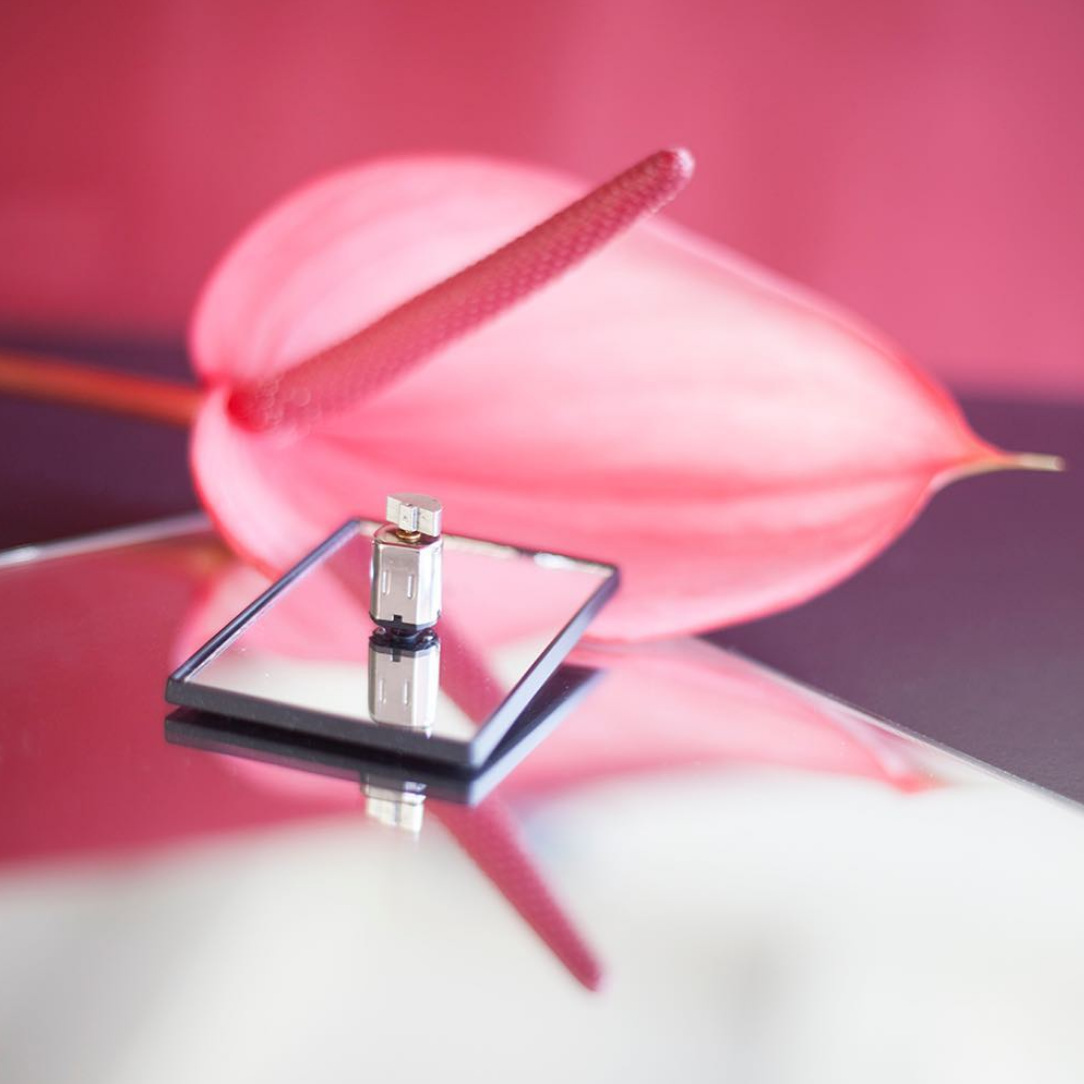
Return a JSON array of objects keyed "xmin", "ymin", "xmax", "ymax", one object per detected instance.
[{"xmin": 1, "ymin": 0, "xmax": 1081, "ymax": 397}]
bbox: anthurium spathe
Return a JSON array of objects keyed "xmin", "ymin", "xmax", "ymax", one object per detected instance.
[{"xmin": 187, "ymin": 148, "xmax": 1056, "ymax": 641}]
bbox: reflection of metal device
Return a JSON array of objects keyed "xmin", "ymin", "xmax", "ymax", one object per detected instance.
[
  {"xmin": 363, "ymin": 782, "xmax": 427, "ymax": 833},
  {"xmin": 367, "ymin": 629, "xmax": 441, "ymax": 732},
  {"xmin": 369, "ymin": 493, "xmax": 443, "ymax": 634}
]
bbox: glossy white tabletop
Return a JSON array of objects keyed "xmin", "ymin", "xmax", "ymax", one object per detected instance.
[{"xmin": 2, "ymin": 520, "xmax": 1083, "ymax": 1083}]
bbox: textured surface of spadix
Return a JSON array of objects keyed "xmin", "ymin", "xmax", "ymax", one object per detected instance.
[{"xmin": 191, "ymin": 155, "xmax": 998, "ymax": 640}]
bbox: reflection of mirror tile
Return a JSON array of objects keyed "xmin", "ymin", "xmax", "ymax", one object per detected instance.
[
  {"xmin": 165, "ymin": 664, "xmax": 600, "ymax": 805},
  {"xmin": 166, "ymin": 519, "xmax": 617, "ymax": 767}
]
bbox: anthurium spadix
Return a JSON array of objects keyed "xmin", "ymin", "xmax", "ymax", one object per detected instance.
[{"xmin": 189, "ymin": 148, "xmax": 1058, "ymax": 641}]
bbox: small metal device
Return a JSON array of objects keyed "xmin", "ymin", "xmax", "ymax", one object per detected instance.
[
  {"xmin": 367, "ymin": 629, "xmax": 441, "ymax": 732},
  {"xmin": 369, "ymin": 493, "xmax": 443, "ymax": 634}
]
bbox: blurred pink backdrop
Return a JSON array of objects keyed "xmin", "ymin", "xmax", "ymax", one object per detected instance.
[{"xmin": 1, "ymin": 0, "xmax": 1081, "ymax": 398}]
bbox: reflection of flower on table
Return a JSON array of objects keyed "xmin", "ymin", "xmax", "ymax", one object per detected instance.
[{"xmin": 166, "ymin": 554, "xmax": 937, "ymax": 990}]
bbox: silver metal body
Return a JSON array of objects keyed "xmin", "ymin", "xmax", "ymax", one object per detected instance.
[
  {"xmin": 367, "ymin": 633, "xmax": 441, "ymax": 731},
  {"xmin": 369, "ymin": 494, "xmax": 443, "ymax": 632}
]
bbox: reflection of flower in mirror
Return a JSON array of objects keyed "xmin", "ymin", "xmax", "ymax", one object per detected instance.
[
  {"xmin": 168, "ymin": 555, "xmax": 938, "ymax": 989},
  {"xmin": 177, "ymin": 556, "xmax": 936, "ymax": 799}
]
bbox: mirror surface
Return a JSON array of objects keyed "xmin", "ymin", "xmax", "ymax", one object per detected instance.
[{"xmin": 169, "ymin": 520, "xmax": 616, "ymax": 765}]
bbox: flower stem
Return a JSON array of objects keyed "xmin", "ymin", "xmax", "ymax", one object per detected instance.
[{"xmin": 0, "ymin": 348, "xmax": 199, "ymax": 427}]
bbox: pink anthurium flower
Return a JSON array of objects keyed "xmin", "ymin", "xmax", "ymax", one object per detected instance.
[
  {"xmin": 0, "ymin": 149, "xmax": 1059, "ymax": 639},
  {"xmin": 187, "ymin": 148, "xmax": 1058, "ymax": 640}
]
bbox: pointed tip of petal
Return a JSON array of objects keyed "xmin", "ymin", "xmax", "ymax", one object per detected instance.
[
  {"xmin": 943, "ymin": 446, "xmax": 1067, "ymax": 486},
  {"xmin": 1003, "ymin": 451, "xmax": 1067, "ymax": 473}
]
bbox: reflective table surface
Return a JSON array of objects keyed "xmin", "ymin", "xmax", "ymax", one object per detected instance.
[{"xmin": 3, "ymin": 518, "xmax": 1084, "ymax": 1083}]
